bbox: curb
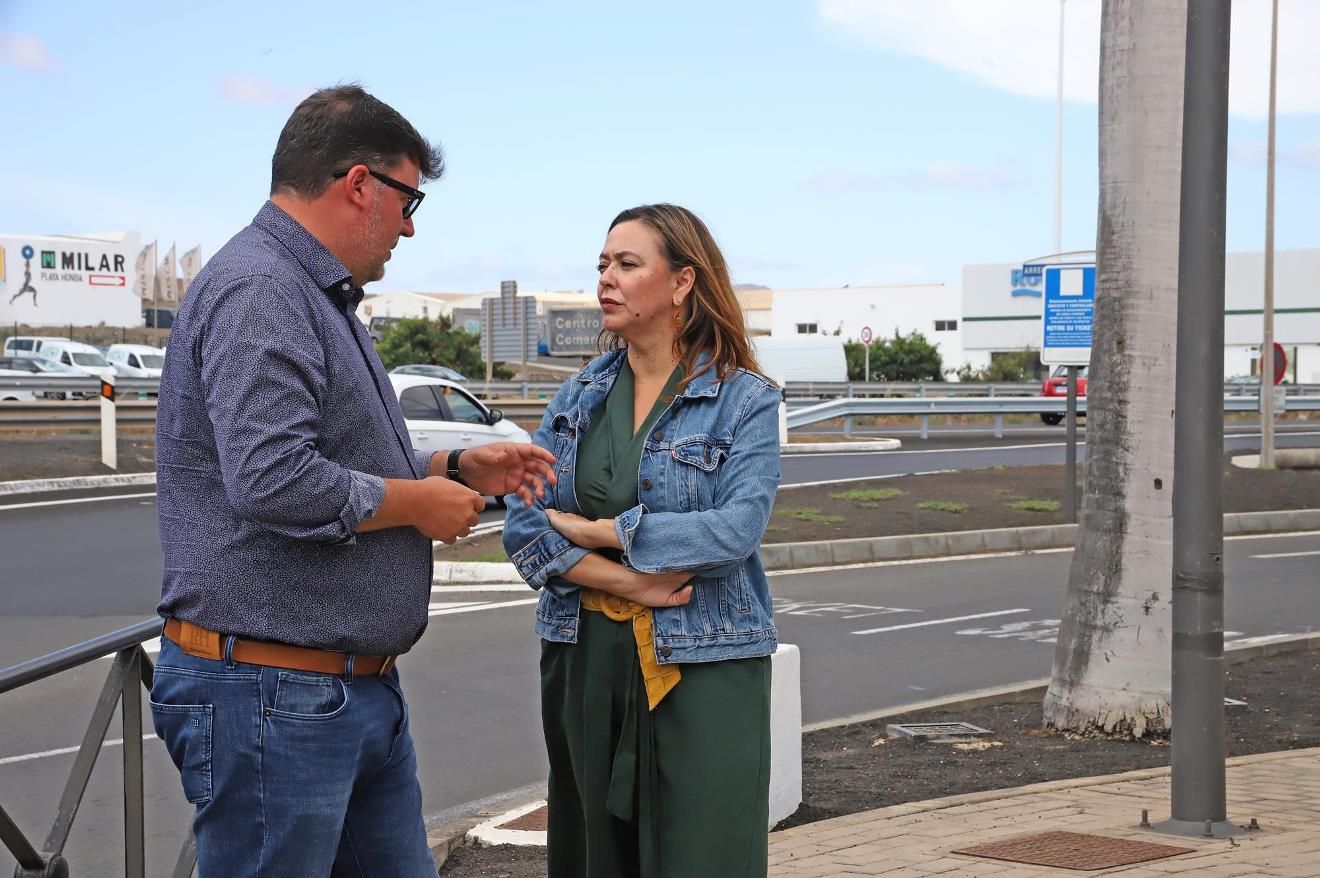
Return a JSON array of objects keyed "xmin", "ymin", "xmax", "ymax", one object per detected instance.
[
  {"xmin": 0, "ymin": 471, "xmax": 156, "ymax": 496},
  {"xmin": 782, "ymin": 439, "xmax": 901, "ymax": 454}
]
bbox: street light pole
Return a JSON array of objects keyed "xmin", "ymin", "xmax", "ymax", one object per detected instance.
[
  {"xmin": 1166, "ymin": 0, "xmax": 1237, "ymax": 838},
  {"xmin": 1260, "ymin": 0, "xmax": 1279, "ymax": 468},
  {"xmin": 1053, "ymin": 0, "xmax": 1066, "ymax": 255}
]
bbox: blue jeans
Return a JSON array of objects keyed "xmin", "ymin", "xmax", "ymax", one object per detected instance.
[{"xmin": 149, "ymin": 638, "xmax": 436, "ymax": 877}]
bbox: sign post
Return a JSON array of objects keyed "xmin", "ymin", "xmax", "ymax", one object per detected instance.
[
  {"xmin": 860, "ymin": 325, "xmax": 873, "ymax": 382},
  {"xmin": 99, "ymin": 376, "xmax": 117, "ymax": 470},
  {"xmin": 1035, "ymin": 260, "xmax": 1096, "ymax": 523}
]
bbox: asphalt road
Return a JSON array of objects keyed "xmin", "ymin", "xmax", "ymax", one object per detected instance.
[{"xmin": 2, "ymin": 430, "xmax": 1320, "ymax": 874}]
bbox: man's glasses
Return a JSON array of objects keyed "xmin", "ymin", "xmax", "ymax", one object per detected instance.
[{"xmin": 333, "ymin": 167, "xmax": 425, "ymax": 218}]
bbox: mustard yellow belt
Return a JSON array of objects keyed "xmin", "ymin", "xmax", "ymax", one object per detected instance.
[{"xmin": 580, "ymin": 589, "xmax": 680, "ymax": 710}]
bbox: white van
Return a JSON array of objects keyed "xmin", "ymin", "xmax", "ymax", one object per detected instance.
[
  {"xmin": 39, "ymin": 341, "xmax": 116, "ymax": 380},
  {"xmin": 2, "ymin": 336, "xmax": 71, "ymax": 359},
  {"xmin": 752, "ymin": 336, "xmax": 847, "ymax": 384},
  {"xmin": 106, "ymin": 344, "xmax": 166, "ymax": 378}
]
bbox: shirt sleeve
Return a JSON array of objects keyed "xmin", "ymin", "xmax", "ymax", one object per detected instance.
[{"xmin": 199, "ymin": 275, "xmax": 384, "ymax": 542}]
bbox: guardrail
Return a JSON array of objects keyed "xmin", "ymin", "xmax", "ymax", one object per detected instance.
[{"xmin": 0, "ymin": 618, "xmax": 196, "ymax": 878}]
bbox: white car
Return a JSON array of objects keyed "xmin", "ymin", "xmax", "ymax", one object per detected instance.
[
  {"xmin": 389, "ymin": 374, "xmax": 532, "ymax": 460},
  {"xmin": 106, "ymin": 344, "xmax": 166, "ymax": 378},
  {"xmin": 38, "ymin": 341, "xmax": 116, "ymax": 381}
]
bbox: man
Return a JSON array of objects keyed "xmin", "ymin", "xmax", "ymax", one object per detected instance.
[{"xmin": 152, "ymin": 85, "xmax": 555, "ymax": 876}]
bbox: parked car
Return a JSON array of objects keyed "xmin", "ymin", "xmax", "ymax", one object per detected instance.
[
  {"xmin": 369, "ymin": 316, "xmax": 402, "ymax": 343},
  {"xmin": 2, "ymin": 335, "xmax": 71, "ymax": 359},
  {"xmin": 389, "ymin": 375, "xmax": 532, "ymax": 498},
  {"xmin": 106, "ymin": 344, "xmax": 166, "ymax": 378},
  {"xmin": 1040, "ymin": 365, "xmax": 1089, "ymax": 425},
  {"xmin": 0, "ymin": 356, "xmax": 38, "ymax": 401},
  {"xmin": 0, "ymin": 354, "xmax": 93, "ymax": 398},
  {"xmin": 38, "ymin": 341, "xmax": 116, "ymax": 382},
  {"xmin": 391, "ymin": 363, "xmax": 468, "ymax": 383},
  {"xmin": 143, "ymin": 307, "xmax": 177, "ymax": 329}
]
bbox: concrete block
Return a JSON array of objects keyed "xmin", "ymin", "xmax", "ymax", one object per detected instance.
[
  {"xmin": 869, "ymin": 537, "xmax": 908, "ymax": 561},
  {"xmin": 759, "ymin": 543, "xmax": 794, "ymax": 571},
  {"xmin": 978, "ymin": 527, "xmax": 1024, "ymax": 553},
  {"xmin": 829, "ymin": 538, "xmax": 877, "ymax": 566},
  {"xmin": 904, "ymin": 533, "xmax": 950, "ymax": 559},
  {"xmin": 789, "ymin": 542, "xmax": 833, "ymax": 569},
  {"xmin": 770, "ymin": 643, "xmax": 802, "ymax": 829}
]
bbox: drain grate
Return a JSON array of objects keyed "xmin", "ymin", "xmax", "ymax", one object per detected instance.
[
  {"xmin": 495, "ymin": 804, "xmax": 548, "ymax": 832},
  {"xmin": 953, "ymin": 831, "xmax": 1194, "ymax": 871},
  {"xmin": 886, "ymin": 721, "xmax": 992, "ymax": 742}
]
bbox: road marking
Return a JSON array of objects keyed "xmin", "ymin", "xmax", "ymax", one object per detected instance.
[
  {"xmin": 0, "ymin": 734, "xmax": 157, "ymax": 768},
  {"xmin": 781, "ymin": 470, "xmax": 952, "ymax": 491},
  {"xmin": 433, "ymin": 584, "xmax": 529, "ymax": 594},
  {"xmin": 1249, "ymin": 549, "xmax": 1320, "ymax": 559},
  {"xmin": 769, "ymin": 549, "xmax": 1073, "ymax": 577},
  {"xmin": 773, "ymin": 598, "xmax": 917, "ymax": 619},
  {"xmin": 429, "ymin": 598, "xmax": 538, "ymax": 617},
  {"xmin": 852, "ymin": 608, "xmax": 1030, "ymax": 636},
  {"xmin": 0, "ymin": 492, "xmax": 157, "ymax": 512}
]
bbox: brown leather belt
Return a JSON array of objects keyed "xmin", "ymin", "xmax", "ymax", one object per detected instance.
[{"xmin": 163, "ymin": 618, "xmax": 396, "ymax": 676}]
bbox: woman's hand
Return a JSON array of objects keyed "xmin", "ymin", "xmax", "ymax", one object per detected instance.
[
  {"xmin": 618, "ymin": 569, "xmax": 693, "ymax": 608},
  {"xmin": 546, "ymin": 509, "xmax": 622, "ymax": 550}
]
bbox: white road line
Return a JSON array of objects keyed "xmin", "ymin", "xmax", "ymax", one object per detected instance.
[
  {"xmin": 432, "ymin": 584, "xmax": 529, "ymax": 594},
  {"xmin": 428, "ymin": 598, "xmax": 538, "ymax": 617},
  {"xmin": 1249, "ymin": 549, "xmax": 1320, "ymax": 559},
  {"xmin": 852, "ymin": 608, "xmax": 1031, "ymax": 636},
  {"xmin": 769, "ymin": 549, "xmax": 1072, "ymax": 577},
  {"xmin": 782, "ymin": 470, "xmax": 953, "ymax": 490},
  {"xmin": 0, "ymin": 492, "xmax": 157, "ymax": 512},
  {"xmin": 427, "ymin": 601, "xmax": 490, "ymax": 611},
  {"xmin": 0, "ymin": 734, "xmax": 157, "ymax": 768}
]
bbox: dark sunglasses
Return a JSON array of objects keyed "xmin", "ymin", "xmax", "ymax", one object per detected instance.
[{"xmin": 333, "ymin": 167, "xmax": 425, "ymax": 218}]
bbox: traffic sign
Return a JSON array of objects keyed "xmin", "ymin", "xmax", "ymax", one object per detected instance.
[
  {"xmin": 860, "ymin": 326, "xmax": 873, "ymax": 345},
  {"xmin": 1040, "ymin": 265, "xmax": 1095, "ymax": 367},
  {"xmin": 1265, "ymin": 342, "xmax": 1287, "ymax": 385}
]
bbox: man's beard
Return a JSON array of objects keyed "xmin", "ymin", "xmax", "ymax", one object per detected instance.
[{"xmin": 354, "ymin": 201, "xmax": 388, "ymax": 283}]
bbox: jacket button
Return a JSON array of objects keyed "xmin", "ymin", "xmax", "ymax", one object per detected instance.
[
  {"xmin": 659, "ymin": 645, "xmax": 672, "ymax": 658},
  {"xmin": 642, "ymin": 478, "xmax": 653, "ymax": 490},
  {"xmin": 652, "ymin": 430, "xmax": 663, "ymax": 441}
]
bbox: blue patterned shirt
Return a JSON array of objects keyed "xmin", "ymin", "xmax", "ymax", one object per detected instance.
[{"xmin": 156, "ymin": 201, "xmax": 434, "ymax": 655}]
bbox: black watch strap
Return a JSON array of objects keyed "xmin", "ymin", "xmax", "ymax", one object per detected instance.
[{"xmin": 446, "ymin": 448, "xmax": 468, "ymax": 486}]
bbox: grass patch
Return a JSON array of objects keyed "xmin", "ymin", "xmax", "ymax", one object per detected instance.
[
  {"xmin": 776, "ymin": 507, "xmax": 846, "ymax": 525},
  {"xmin": 765, "ymin": 524, "xmax": 790, "ymax": 533},
  {"xmin": 1009, "ymin": 499, "xmax": 1061, "ymax": 513},
  {"xmin": 918, "ymin": 500, "xmax": 968, "ymax": 514},
  {"xmin": 830, "ymin": 487, "xmax": 904, "ymax": 504}
]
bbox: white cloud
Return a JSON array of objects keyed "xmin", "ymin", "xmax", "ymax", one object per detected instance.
[
  {"xmin": 0, "ymin": 32, "xmax": 59, "ymax": 71},
  {"xmin": 818, "ymin": 0, "xmax": 1320, "ymax": 118},
  {"xmin": 1230, "ymin": 137, "xmax": 1320, "ymax": 170},
  {"xmin": 220, "ymin": 76, "xmax": 312, "ymax": 107}
]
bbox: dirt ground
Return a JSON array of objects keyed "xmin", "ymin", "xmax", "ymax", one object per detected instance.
[
  {"xmin": 0, "ymin": 430, "xmax": 157, "ymax": 480},
  {"xmin": 432, "ymin": 459, "xmax": 1320, "ymax": 562},
  {"xmin": 439, "ymin": 647, "xmax": 1320, "ymax": 878}
]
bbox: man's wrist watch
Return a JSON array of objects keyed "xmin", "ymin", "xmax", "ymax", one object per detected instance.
[{"xmin": 446, "ymin": 449, "xmax": 469, "ymax": 487}]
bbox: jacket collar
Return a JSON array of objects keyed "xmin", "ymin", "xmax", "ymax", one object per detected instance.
[{"xmin": 575, "ymin": 348, "xmax": 723, "ymax": 398}]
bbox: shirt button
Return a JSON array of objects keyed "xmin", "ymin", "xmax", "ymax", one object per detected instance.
[
  {"xmin": 341, "ymin": 282, "xmax": 351, "ymax": 291},
  {"xmin": 642, "ymin": 478, "xmax": 653, "ymax": 490},
  {"xmin": 659, "ymin": 645, "xmax": 672, "ymax": 658}
]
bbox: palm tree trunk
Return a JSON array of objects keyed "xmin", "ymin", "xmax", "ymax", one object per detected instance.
[{"xmin": 1042, "ymin": 0, "xmax": 1187, "ymax": 738}]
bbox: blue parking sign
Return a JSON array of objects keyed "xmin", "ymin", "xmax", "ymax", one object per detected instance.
[{"xmin": 1041, "ymin": 265, "xmax": 1095, "ymax": 366}]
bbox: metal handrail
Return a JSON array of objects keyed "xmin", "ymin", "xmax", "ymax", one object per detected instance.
[{"xmin": 0, "ymin": 618, "xmax": 195, "ymax": 878}]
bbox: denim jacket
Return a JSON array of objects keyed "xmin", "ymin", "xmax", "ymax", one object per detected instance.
[{"xmin": 503, "ymin": 348, "xmax": 782, "ymax": 663}]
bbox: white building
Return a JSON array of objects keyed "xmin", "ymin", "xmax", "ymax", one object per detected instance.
[
  {"xmin": 768, "ymin": 284, "xmax": 964, "ymax": 372},
  {"xmin": 355, "ymin": 291, "xmax": 472, "ymax": 323},
  {"xmin": 961, "ymin": 248, "xmax": 1320, "ymax": 382}
]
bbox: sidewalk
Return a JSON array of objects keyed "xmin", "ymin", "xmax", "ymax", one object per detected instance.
[{"xmin": 769, "ymin": 748, "xmax": 1320, "ymax": 877}]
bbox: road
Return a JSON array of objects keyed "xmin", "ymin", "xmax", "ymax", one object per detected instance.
[
  {"xmin": 2, "ymin": 430, "xmax": 1319, "ymax": 874},
  {"xmin": 3, "ymin": 531, "xmax": 1320, "ymax": 875}
]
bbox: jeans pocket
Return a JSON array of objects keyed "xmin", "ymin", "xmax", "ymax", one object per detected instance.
[
  {"xmin": 269, "ymin": 672, "xmax": 350, "ymax": 721},
  {"xmin": 149, "ymin": 701, "xmax": 213, "ymax": 804}
]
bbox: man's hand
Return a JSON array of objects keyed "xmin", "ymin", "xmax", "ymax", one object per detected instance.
[
  {"xmin": 453, "ymin": 443, "xmax": 557, "ymax": 506},
  {"xmin": 545, "ymin": 509, "xmax": 621, "ymax": 550},
  {"xmin": 618, "ymin": 569, "xmax": 693, "ymax": 608},
  {"xmin": 410, "ymin": 477, "xmax": 486, "ymax": 543}
]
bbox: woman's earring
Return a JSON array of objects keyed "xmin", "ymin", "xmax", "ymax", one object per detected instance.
[{"xmin": 672, "ymin": 308, "xmax": 683, "ymax": 331}]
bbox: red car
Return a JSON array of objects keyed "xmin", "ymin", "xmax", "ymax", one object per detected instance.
[{"xmin": 1040, "ymin": 365, "xmax": 1088, "ymax": 425}]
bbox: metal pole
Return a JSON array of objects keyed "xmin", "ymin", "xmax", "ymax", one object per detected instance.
[
  {"xmin": 1260, "ymin": 0, "xmax": 1278, "ymax": 468},
  {"xmin": 1167, "ymin": 0, "xmax": 1234, "ymax": 837},
  {"xmin": 1065, "ymin": 365, "xmax": 1077, "ymax": 522},
  {"xmin": 1053, "ymin": 0, "xmax": 1066, "ymax": 253}
]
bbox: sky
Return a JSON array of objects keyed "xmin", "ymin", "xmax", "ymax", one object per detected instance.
[{"xmin": 2, "ymin": 0, "xmax": 1317, "ymax": 295}]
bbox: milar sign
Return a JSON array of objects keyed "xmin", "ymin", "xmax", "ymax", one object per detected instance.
[{"xmin": 547, "ymin": 307, "xmax": 603, "ymax": 356}]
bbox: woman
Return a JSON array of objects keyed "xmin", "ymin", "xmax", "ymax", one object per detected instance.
[{"xmin": 504, "ymin": 204, "xmax": 782, "ymax": 878}]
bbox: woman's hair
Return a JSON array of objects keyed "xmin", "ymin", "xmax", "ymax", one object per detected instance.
[{"xmin": 602, "ymin": 203, "xmax": 764, "ymax": 388}]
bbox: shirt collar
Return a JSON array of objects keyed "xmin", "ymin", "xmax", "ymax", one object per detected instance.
[{"xmin": 251, "ymin": 201, "xmax": 361, "ymax": 310}]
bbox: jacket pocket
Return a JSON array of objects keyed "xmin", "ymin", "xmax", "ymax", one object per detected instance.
[
  {"xmin": 670, "ymin": 437, "xmax": 729, "ymax": 510},
  {"xmin": 149, "ymin": 700, "xmax": 214, "ymax": 804}
]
